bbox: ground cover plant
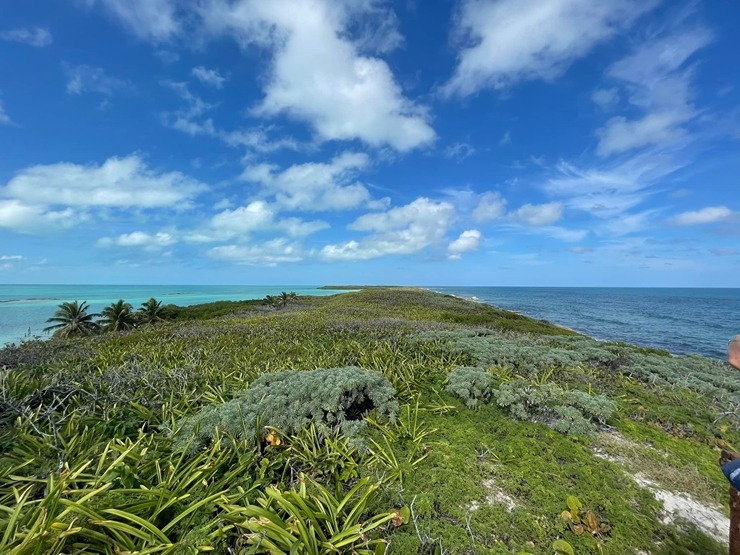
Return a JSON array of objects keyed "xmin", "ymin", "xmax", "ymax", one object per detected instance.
[{"xmin": 0, "ymin": 287, "xmax": 737, "ymax": 554}]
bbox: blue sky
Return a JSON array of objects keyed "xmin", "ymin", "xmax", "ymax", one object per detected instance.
[{"xmin": 1, "ymin": 0, "xmax": 739, "ymax": 286}]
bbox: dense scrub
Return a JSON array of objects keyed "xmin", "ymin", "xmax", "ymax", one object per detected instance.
[{"xmin": 0, "ymin": 287, "xmax": 736, "ymax": 554}]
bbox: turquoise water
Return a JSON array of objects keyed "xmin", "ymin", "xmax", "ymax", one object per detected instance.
[
  {"xmin": 2, "ymin": 285, "xmax": 738, "ymax": 359},
  {"xmin": 0, "ymin": 285, "xmax": 347, "ymax": 347},
  {"xmin": 435, "ymin": 287, "xmax": 740, "ymax": 359}
]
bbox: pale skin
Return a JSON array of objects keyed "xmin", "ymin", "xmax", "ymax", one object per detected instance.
[{"xmin": 730, "ymin": 336, "xmax": 740, "ymax": 370}]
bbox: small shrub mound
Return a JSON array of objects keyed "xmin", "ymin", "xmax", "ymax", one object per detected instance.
[
  {"xmin": 494, "ymin": 379, "xmax": 616, "ymax": 436},
  {"xmin": 446, "ymin": 366, "xmax": 492, "ymax": 409},
  {"xmin": 175, "ymin": 366, "xmax": 398, "ymax": 451}
]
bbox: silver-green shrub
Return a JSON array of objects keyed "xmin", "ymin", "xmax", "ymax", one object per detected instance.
[
  {"xmin": 175, "ymin": 366, "xmax": 398, "ymax": 451},
  {"xmin": 446, "ymin": 366, "xmax": 492, "ymax": 409},
  {"xmin": 494, "ymin": 379, "xmax": 616, "ymax": 436}
]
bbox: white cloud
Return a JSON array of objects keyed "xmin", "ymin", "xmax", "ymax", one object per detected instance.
[
  {"xmin": 545, "ymin": 155, "xmax": 684, "ymax": 218},
  {"xmin": 0, "ymin": 100, "xmax": 11, "ymax": 125},
  {"xmin": 186, "ymin": 201, "xmax": 328, "ymax": 243},
  {"xmin": 602, "ymin": 209, "xmax": 660, "ymax": 236},
  {"xmin": 85, "ymin": 0, "xmax": 180, "ymax": 42},
  {"xmin": 0, "ymin": 26, "xmax": 52, "ymax": 47},
  {"xmin": 192, "ymin": 66, "xmax": 228, "ymax": 89},
  {"xmin": 443, "ymin": 0, "xmax": 656, "ymax": 96},
  {"xmin": 322, "ymin": 197, "xmax": 456, "ymax": 261},
  {"xmin": 208, "ymin": 239, "xmax": 304, "ymax": 266},
  {"xmin": 498, "ymin": 131, "xmax": 512, "ymax": 146},
  {"xmin": 592, "ymin": 87, "xmax": 620, "ymax": 110},
  {"xmin": 596, "ymin": 23, "xmax": 713, "ymax": 156},
  {"xmin": 670, "ymin": 206, "xmax": 733, "ymax": 226},
  {"xmin": 448, "ymin": 229, "xmax": 482, "ymax": 259},
  {"xmin": 444, "ymin": 142, "xmax": 476, "ymax": 162},
  {"xmin": 0, "ymin": 199, "xmax": 82, "ymax": 234},
  {"xmin": 241, "ymin": 152, "xmax": 372, "ymax": 211},
  {"xmin": 4, "ymin": 155, "xmax": 205, "ymax": 209},
  {"xmin": 473, "ymin": 191, "xmax": 507, "ymax": 222},
  {"xmin": 199, "ymin": 0, "xmax": 435, "ymax": 151},
  {"xmin": 0, "ymin": 255, "xmax": 24, "ymax": 261},
  {"xmin": 98, "ymin": 231, "xmax": 176, "ymax": 249},
  {"xmin": 64, "ymin": 64, "xmax": 133, "ymax": 96},
  {"xmin": 161, "ymin": 82, "xmax": 302, "ymax": 155},
  {"xmin": 509, "ymin": 202, "xmax": 563, "ymax": 226}
]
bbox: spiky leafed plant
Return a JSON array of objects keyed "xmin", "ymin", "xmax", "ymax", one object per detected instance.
[
  {"xmin": 137, "ymin": 297, "xmax": 169, "ymax": 325},
  {"xmin": 43, "ymin": 300, "xmax": 100, "ymax": 338},
  {"xmin": 98, "ymin": 299, "xmax": 137, "ymax": 332},
  {"xmin": 264, "ymin": 295, "xmax": 280, "ymax": 308}
]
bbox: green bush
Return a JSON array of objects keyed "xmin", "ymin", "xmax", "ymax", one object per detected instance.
[
  {"xmin": 494, "ymin": 379, "xmax": 616, "ymax": 436},
  {"xmin": 175, "ymin": 366, "xmax": 398, "ymax": 451},
  {"xmin": 446, "ymin": 366, "xmax": 492, "ymax": 409}
]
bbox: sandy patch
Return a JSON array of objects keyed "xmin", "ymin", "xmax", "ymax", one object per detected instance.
[
  {"xmin": 469, "ymin": 478, "xmax": 517, "ymax": 513},
  {"xmin": 593, "ymin": 432, "xmax": 729, "ymax": 545}
]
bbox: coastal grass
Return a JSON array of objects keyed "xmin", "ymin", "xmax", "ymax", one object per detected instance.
[{"xmin": 0, "ymin": 287, "xmax": 737, "ymax": 554}]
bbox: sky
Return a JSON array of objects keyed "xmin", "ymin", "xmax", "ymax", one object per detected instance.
[{"xmin": 0, "ymin": 0, "xmax": 739, "ymax": 287}]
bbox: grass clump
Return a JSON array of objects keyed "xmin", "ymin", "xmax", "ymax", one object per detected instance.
[
  {"xmin": 446, "ymin": 366, "xmax": 492, "ymax": 409},
  {"xmin": 176, "ymin": 366, "xmax": 398, "ymax": 451}
]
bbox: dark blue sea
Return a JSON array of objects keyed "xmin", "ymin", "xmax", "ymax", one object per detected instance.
[
  {"xmin": 1, "ymin": 285, "xmax": 738, "ymax": 359},
  {"xmin": 433, "ymin": 287, "xmax": 740, "ymax": 360}
]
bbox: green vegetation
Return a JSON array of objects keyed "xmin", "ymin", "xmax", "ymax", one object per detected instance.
[
  {"xmin": 42, "ymin": 299, "xmax": 100, "ymax": 337},
  {"xmin": 1, "ymin": 287, "xmax": 737, "ymax": 554}
]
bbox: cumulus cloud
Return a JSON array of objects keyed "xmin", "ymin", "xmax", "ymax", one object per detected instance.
[
  {"xmin": 322, "ymin": 198, "xmax": 456, "ymax": 260},
  {"xmin": 64, "ymin": 64, "xmax": 133, "ymax": 96},
  {"xmin": 185, "ymin": 200, "xmax": 328, "ymax": 243},
  {"xmin": 4, "ymin": 155, "xmax": 205, "ymax": 209},
  {"xmin": 473, "ymin": 191, "xmax": 507, "ymax": 222},
  {"xmin": 0, "ymin": 26, "xmax": 52, "ymax": 47},
  {"xmin": 85, "ymin": 0, "xmax": 180, "ymax": 42},
  {"xmin": 192, "ymin": 66, "xmax": 228, "ymax": 88},
  {"xmin": 199, "ymin": 0, "xmax": 435, "ymax": 151},
  {"xmin": 508, "ymin": 202, "xmax": 563, "ymax": 226},
  {"xmin": 208, "ymin": 239, "xmax": 304, "ymax": 266},
  {"xmin": 670, "ymin": 206, "xmax": 733, "ymax": 226},
  {"xmin": 596, "ymin": 22, "xmax": 713, "ymax": 156},
  {"xmin": 443, "ymin": 0, "xmax": 656, "ymax": 96},
  {"xmin": 241, "ymin": 152, "xmax": 373, "ymax": 211},
  {"xmin": 0, "ymin": 200, "xmax": 82, "ymax": 234},
  {"xmin": 98, "ymin": 231, "xmax": 176, "ymax": 250},
  {"xmin": 448, "ymin": 229, "xmax": 482, "ymax": 259}
]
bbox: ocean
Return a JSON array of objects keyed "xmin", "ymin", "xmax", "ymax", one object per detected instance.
[
  {"xmin": 0, "ymin": 285, "xmax": 348, "ymax": 348},
  {"xmin": 1, "ymin": 285, "xmax": 738, "ymax": 360},
  {"xmin": 434, "ymin": 286, "xmax": 740, "ymax": 359}
]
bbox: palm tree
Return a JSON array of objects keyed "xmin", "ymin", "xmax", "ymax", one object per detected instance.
[
  {"xmin": 278, "ymin": 291, "xmax": 299, "ymax": 308},
  {"xmin": 43, "ymin": 300, "xmax": 100, "ymax": 338},
  {"xmin": 137, "ymin": 297, "xmax": 169, "ymax": 325},
  {"xmin": 99, "ymin": 299, "xmax": 137, "ymax": 332},
  {"xmin": 263, "ymin": 295, "xmax": 280, "ymax": 308}
]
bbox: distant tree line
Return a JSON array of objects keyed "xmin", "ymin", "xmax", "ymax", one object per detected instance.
[
  {"xmin": 43, "ymin": 292, "xmax": 301, "ymax": 338},
  {"xmin": 43, "ymin": 298, "xmax": 170, "ymax": 338},
  {"xmin": 262, "ymin": 291, "xmax": 299, "ymax": 309}
]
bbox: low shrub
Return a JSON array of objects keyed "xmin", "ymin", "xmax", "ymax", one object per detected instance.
[
  {"xmin": 494, "ymin": 379, "xmax": 616, "ymax": 436},
  {"xmin": 175, "ymin": 366, "xmax": 398, "ymax": 451},
  {"xmin": 446, "ymin": 366, "xmax": 492, "ymax": 409}
]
